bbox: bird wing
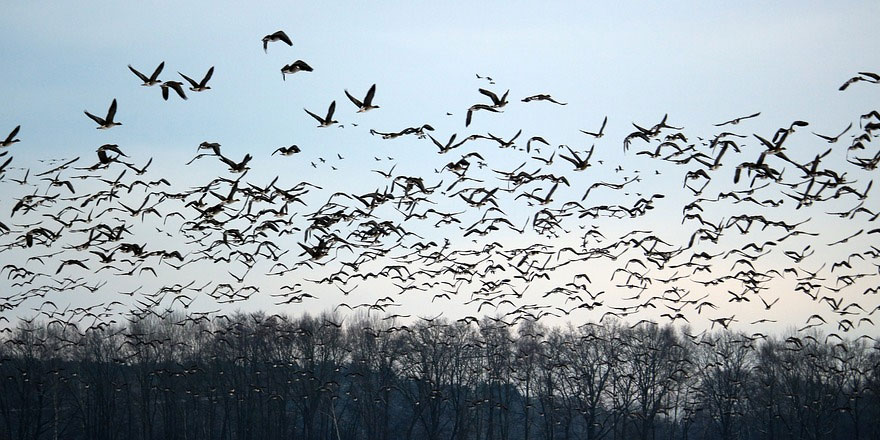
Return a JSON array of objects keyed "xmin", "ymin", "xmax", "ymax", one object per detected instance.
[
  {"xmin": 304, "ymin": 108, "xmax": 325, "ymax": 124},
  {"xmin": 178, "ymin": 72, "xmax": 199, "ymax": 88},
  {"xmin": 201, "ymin": 66, "xmax": 214, "ymax": 85},
  {"xmin": 344, "ymin": 89, "xmax": 363, "ymax": 108},
  {"xmin": 325, "ymin": 101, "xmax": 336, "ymax": 120},
  {"xmin": 478, "ymin": 88, "xmax": 499, "ymax": 105},
  {"xmin": 276, "ymin": 31, "xmax": 292, "ymax": 46},
  {"xmin": 128, "ymin": 65, "xmax": 149, "ymax": 82},
  {"xmin": 106, "ymin": 99, "xmax": 118, "ymax": 121},
  {"xmin": 150, "ymin": 61, "xmax": 165, "ymax": 80},
  {"xmin": 364, "ymin": 84, "xmax": 376, "ymax": 106},
  {"xmin": 84, "ymin": 111, "xmax": 105, "ymax": 125},
  {"xmin": 5, "ymin": 125, "xmax": 20, "ymax": 143}
]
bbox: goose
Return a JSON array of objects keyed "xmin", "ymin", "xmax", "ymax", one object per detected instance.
[
  {"xmin": 128, "ymin": 62, "xmax": 164, "ymax": 86},
  {"xmin": 1, "ymin": 125, "xmax": 20, "ymax": 147},
  {"xmin": 281, "ymin": 60, "xmax": 313, "ymax": 80},
  {"xmin": 262, "ymin": 30, "xmax": 292, "ymax": 52},
  {"xmin": 344, "ymin": 84, "xmax": 379, "ymax": 112},
  {"xmin": 478, "ymin": 88, "xmax": 509, "ymax": 108},
  {"xmin": 160, "ymin": 81, "xmax": 187, "ymax": 100},
  {"xmin": 521, "ymin": 94, "xmax": 567, "ymax": 105},
  {"xmin": 178, "ymin": 66, "xmax": 214, "ymax": 92},
  {"xmin": 579, "ymin": 116, "xmax": 607, "ymax": 138},
  {"xmin": 714, "ymin": 112, "xmax": 760, "ymax": 127},
  {"xmin": 304, "ymin": 101, "xmax": 337, "ymax": 127},
  {"xmin": 272, "ymin": 145, "xmax": 301, "ymax": 156},
  {"xmin": 84, "ymin": 99, "xmax": 122, "ymax": 129}
]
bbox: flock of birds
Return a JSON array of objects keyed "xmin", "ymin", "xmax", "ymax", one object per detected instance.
[{"xmin": 1, "ymin": 30, "xmax": 880, "ymax": 343}]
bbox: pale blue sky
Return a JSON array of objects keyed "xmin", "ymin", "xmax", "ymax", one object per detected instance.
[{"xmin": 2, "ymin": 2, "xmax": 879, "ymax": 336}]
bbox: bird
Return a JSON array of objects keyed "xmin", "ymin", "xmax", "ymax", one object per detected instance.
[
  {"xmin": 281, "ymin": 60, "xmax": 313, "ymax": 80},
  {"xmin": 344, "ymin": 84, "xmax": 379, "ymax": 112},
  {"xmin": 128, "ymin": 62, "xmax": 164, "ymax": 86},
  {"xmin": 714, "ymin": 112, "xmax": 760, "ymax": 127},
  {"xmin": 84, "ymin": 99, "xmax": 122, "ymax": 129},
  {"xmin": 1, "ymin": 125, "xmax": 20, "ymax": 147},
  {"xmin": 304, "ymin": 101, "xmax": 338, "ymax": 127},
  {"xmin": 160, "ymin": 81, "xmax": 188, "ymax": 100},
  {"xmin": 580, "ymin": 116, "xmax": 607, "ymax": 138},
  {"xmin": 478, "ymin": 88, "xmax": 509, "ymax": 108},
  {"xmin": 465, "ymin": 104, "xmax": 500, "ymax": 127},
  {"xmin": 178, "ymin": 66, "xmax": 214, "ymax": 92},
  {"xmin": 839, "ymin": 71, "xmax": 880, "ymax": 91},
  {"xmin": 521, "ymin": 94, "xmax": 567, "ymax": 105},
  {"xmin": 812, "ymin": 122, "xmax": 852, "ymax": 143},
  {"xmin": 272, "ymin": 145, "xmax": 301, "ymax": 156},
  {"xmin": 219, "ymin": 154, "xmax": 252, "ymax": 173},
  {"xmin": 262, "ymin": 30, "xmax": 293, "ymax": 52}
]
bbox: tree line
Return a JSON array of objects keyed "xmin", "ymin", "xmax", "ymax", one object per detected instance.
[{"xmin": 1, "ymin": 312, "xmax": 878, "ymax": 440}]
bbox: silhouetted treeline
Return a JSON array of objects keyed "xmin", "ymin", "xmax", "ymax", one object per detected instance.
[{"xmin": 1, "ymin": 312, "xmax": 878, "ymax": 440}]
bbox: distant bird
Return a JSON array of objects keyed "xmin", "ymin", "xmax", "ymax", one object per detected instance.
[
  {"xmin": 304, "ymin": 101, "xmax": 338, "ymax": 127},
  {"xmin": 262, "ymin": 30, "xmax": 293, "ymax": 53},
  {"xmin": 84, "ymin": 99, "xmax": 122, "ymax": 129},
  {"xmin": 479, "ymin": 88, "xmax": 509, "ymax": 108},
  {"xmin": 128, "ymin": 62, "xmax": 164, "ymax": 86},
  {"xmin": 1, "ymin": 125, "xmax": 20, "ymax": 147},
  {"xmin": 839, "ymin": 71, "xmax": 880, "ymax": 91},
  {"xmin": 714, "ymin": 112, "xmax": 760, "ymax": 127},
  {"xmin": 179, "ymin": 66, "xmax": 214, "ymax": 92},
  {"xmin": 219, "ymin": 153, "xmax": 252, "ymax": 173},
  {"xmin": 580, "ymin": 116, "xmax": 607, "ymax": 138},
  {"xmin": 160, "ymin": 81, "xmax": 188, "ymax": 100},
  {"xmin": 345, "ymin": 84, "xmax": 379, "ymax": 112},
  {"xmin": 281, "ymin": 60, "xmax": 313, "ymax": 80},
  {"xmin": 521, "ymin": 94, "xmax": 567, "ymax": 105},
  {"xmin": 273, "ymin": 145, "xmax": 301, "ymax": 156},
  {"xmin": 465, "ymin": 104, "xmax": 500, "ymax": 127},
  {"xmin": 812, "ymin": 122, "xmax": 852, "ymax": 143}
]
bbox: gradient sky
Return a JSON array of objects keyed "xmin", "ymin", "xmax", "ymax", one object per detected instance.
[{"xmin": 2, "ymin": 2, "xmax": 879, "ymax": 337}]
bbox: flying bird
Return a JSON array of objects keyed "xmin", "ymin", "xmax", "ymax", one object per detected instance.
[
  {"xmin": 304, "ymin": 101, "xmax": 338, "ymax": 127},
  {"xmin": 160, "ymin": 81, "xmax": 188, "ymax": 100},
  {"xmin": 580, "ymin": 116, "xmax": 607, "ymax": 138},
  {"xmin": 839, "ymin": 71, "xmax": 880, "ymax": 91},
  {"xmin": 281, "ymin": 60, "xmax": 313, "ymax": 80},
  {"xmin": 262, "ymin": 30, "xmax": 293, "ymax": 52},
  {"xmin": 478, "ymin": 88, "xmax": 509, "ymax": 108},
  {"xmin": 84, "ymin": 99, "xmax": 122, "ymax": 129},
  {"xmin": 179, "ymin": 66, "xmax": 214, "ymax": 92},
  {"xmin": 521, "ymin": 94, "xmax": 567, "ymax": 105},
  {"xmin": 1, "ymin": 125, "xmax": 20, "ymax": 147},
  {"xmin": 812, "ymin": 122, "xmax": 852, "ymax": 143},
  {"xmin": 344, "ymin": 84, "xmax": 379, "ymax": 112},
  {"xmin": 273, "ymin": 145, "xmax": 301, "ymax": 156},
  {"xmin": 714, "ymin": 112, "xmax": 761, "ymax": 127},
  {"xmin": 128, "ymin": 62, "xmax": 164, "ymax": 86}
]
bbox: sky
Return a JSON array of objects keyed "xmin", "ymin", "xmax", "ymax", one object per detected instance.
[{"xmin": 1, "ymin": 2, "xmax": 880, "ymax": 338}]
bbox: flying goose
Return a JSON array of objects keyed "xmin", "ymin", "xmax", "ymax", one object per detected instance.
[
  {"xmin": 84, "ymin": 99, "xmax": 122, "ymax": 129},
  {"xmin": 1, "ymin": 125, "xmax": 20, "ymax": 147},
  {"xmin": 281, "ymin": 60, "xmax": 313, "ymax": 80},
  {"xmin": 128, "ymin": 62, "xmax": 164, "ymax": 86},
  {"xmin": 262, "ymin": 30, "xmax": 293, "ymax": 52},
  {"xmin": 304, "ymin": 101, "xmax": 338, "ymax": 127},
  {"xmin": 344, "ymin": 84, "xmax": 379, "ymax": 112},
  {"xmin": 179, "ymin": 66, "xmax": 214, "ymax": 92}
]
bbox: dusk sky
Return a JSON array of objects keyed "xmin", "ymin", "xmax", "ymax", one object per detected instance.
[{"xmin": 2, "ymin": 2, "xmax": 880, "ymax": 337}]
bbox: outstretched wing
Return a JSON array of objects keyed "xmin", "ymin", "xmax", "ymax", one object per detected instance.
[
  {"xmin": 150, "ymin": 61, "xmax": 165, "ymax": 80},
  {"xmin": 178, "ymin": 72, "xmax": 199, "ymax": 88},
  {"xmin": 344, "ymin": 89, "xmax": 363, "ymax": 108},
  {"xmin": 128, "ymin": 65, "xmax": 149, "ymax": 83},
  {"xmin": 201, "ymin": 66, "xmax": 214, "ymax": 85}
]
